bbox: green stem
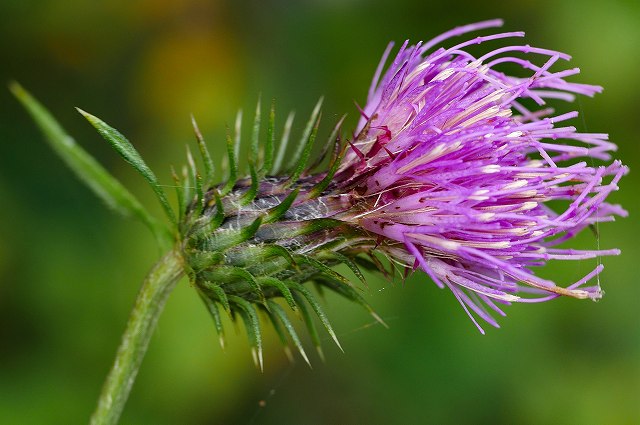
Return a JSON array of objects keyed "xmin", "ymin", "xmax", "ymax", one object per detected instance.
[{"xmin": 90, "ymin": 248, "xmax": 185, "ymax": 425}]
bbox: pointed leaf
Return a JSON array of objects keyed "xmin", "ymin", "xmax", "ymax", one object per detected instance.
[
  {"xmin": 294, "ymin": 254, "xmax": 353, "ymax": 287},
  {"xmin": 186, "ymin": 145, "xmax": 204, "ymax": 214},
  {"xmin": 261, "ymin": 100, "xmax": 276, "ymax": 175},
  {"xmin": 317, "ymin": 278, "xmax": 388, "ymax": 328},
  {"xmin": 257, "ymin": 276, "xmax": 297, "ymax": 310},
  {"xmin": 267, "ymin": 300, "xmax": 311, "ymax": 366},
  {"xmin": 307, "ymin": 114, "xmax": 346, "ymax": 173},
  {"xmin": 288, "ymin": 98, "xmax": 323, "ymax": 171},
  {"xmin": 263, "ymin": 306, "xmax": 294, "ymax": 361},
  {"xmin": 320, "ymin": 251, "xmax": 367, "ymax": 284},
  {"xmin": 199, "ymin": 216, "xmax": 261, "ymax": 252},
  {"xmin": 210, "ymin": 190, "xmax": 225, "ymax": 229},
  {"xmin": 221, "ymin": 126, "xmax": 237, "ymax": 196},
  {"xmin": 264, "ymin": 188, "xmax": 299, "ymax": 223},
  {"xmin": 260, "ymin": 245, "xmax": 298, "ymax": 270},
  {"xmin": 10, "ymin": 83, "xmax": 170, "ymax": 245},
  {"xmin": 202, "ymin": 281, "xmax": 230, "ymax": 312},
  {"xmin": 250, "ymin": 96, "xmax": 261, "ymax": 164},
  {"xmin": 308, "ymin": 141, "xmax": 346, "ymax": 198},
  {"xmin": 229, "ymin": 296, "xmax": 263, "ymax": 371},
  {"xmin": 191, "ymin": 114, "xmax": 215, "ymax": 183},
  {"xmin": 234, "ymin": 109, "xmax": 243, "ymax": 162},
  {"xmin": 198, "ymin": 290, "xmax": 226, "ymax": 349},
  {"xmin": 170, "ymin": 166, "xmax": 185, "ymax": 222},
  {"xmin": 206, "ymin": 265, "xmax": 264, "ymax": 304},
  {"xmin": 239, "ymin": 160, "xmax": 259, "ymax": 206},
  {"xmin": 76, "ymin": 108, "xmax": 176, "ymax": 224},
  {"xmin": 271, "ymin": 111, "xmax": 295, "ymax": 174},
  {"xmin": 288, "ymin": 281, "xmax": 343, "ymax": 351},
  {"xmin": 288, "ymin": 109, "xmax": 321, "ymax": 184},
  {"xmin": 293, "ymin": 291, "xmax": 324, "ymax": 361}
]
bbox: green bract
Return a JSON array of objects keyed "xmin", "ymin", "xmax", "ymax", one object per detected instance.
[{"xmin": 13, "ymin": 83, "xmax": 386, "ymax": 371}]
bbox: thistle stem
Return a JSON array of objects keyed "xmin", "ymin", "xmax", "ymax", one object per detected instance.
[{"xmin": 90, "ymin": 248, "xmax": 185, "ymax": 425}]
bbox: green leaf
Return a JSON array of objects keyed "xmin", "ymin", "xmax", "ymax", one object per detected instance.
[
  {"xmin": 287, "ymin": 98, "xmax": 323, "ymax": 181},
  {"xmin": 308, "ymin": 121, "xmax": 347, "ymax": 198},
  {"xmin": 180, "ymin": 165, "xmax": 194, "ymax": 220},
  {"xmin": 294, "ymin": 254, "xmax": 353, "ymax": 287},
  {"xmin": 202, "ymin": 281, "xmax": 230, "ymax": 313},
  {"xmin": 205, "ymin": 265, "xmax": 264, "ymax": 304},
  {"xmin": 185, "ymin": 145, "xmax": 204, "ymax": 215},
  {"xmin": 307, "ymin": 114, "xmax": 346, "ymax": 173},
  {"xmin": 10, "ymin": 82, "xmax": 170, "ymax": 246},
  {"xmin": 320, "ymin": 251, "xmax": 366, "ymax": 284},
  {"xmin": 190, "ymin": 114, "xmax": 215, "ymax": 184},
  {"xmin": 229, "ymin": 296, "xmax": 263, "ymax": 370},
  {"xmin": 283, "ymin": 218, "xmax": 348, "ymax": 239},
  {"xmin": 257, "ymin": 276, "xmax": 297, "ymax": 310},
  {"xmin": 170, "ymin": 166, "xmax": 185, "ymax": 223},
  {"xmin": 239, "ymin": 160, "xmax": 259, "ymax": 206},
  {"xmin": 76, "ymin": 108, "xmax": 176, "ymax": 224},
  {"xmin": 261, "ymin": 100, "xmax": 276, "ymax": 175},
  {"xmin": 264, "ymin": 188, "xmax": 299, "ymax": 223},
  {"xmin": 198, "ymin": 216, "xmax": 261, "ymax": 252},
  {"xmin": 221, "ymin": 126, "xmax": 238, "ymax": 196},
  {"xmin": 250, "ymin": 96, "xmax": 261, "ymax": 164},
  {"xmin": 290, "ymin": 98, "xmax": 323, "ymax": 171},
  {"xmin": 287, "ymin": 281, "xmax": 342, "ymax": 352},
  {"xmin": 267, "ymin": 300, "xmax": 311, "ymax": 366},
  {"xmin": 185, "ymin": 250, "xmax": 224, "ymax": 271},
  {"xmin": 293, "ymin": 291, "xmax": 324, "ymax": 361},
  {"xmin": 264, "ymin": 306, "xmax": 294, "ymax": 362},
  {"xmin": 234, "ymin": 109, "xmax": 243, "ymax": 163},
  {"xmin": 210, "ymin": 190, "xmax": 225, "ymax": 229},
  {"xmin": 317, "ymin": 278, "xmax": 388, "ymax": 328},
  {"xmin": 259, "ymin": 245, "xmax": 298, "ymax": 269},
  {"xmin": 198, "ymin": 290, "xmax": 226, "ymax": 349},
  {"xmin": 271, "ymin": 111, "xmax": 295, "ymax": 174}
]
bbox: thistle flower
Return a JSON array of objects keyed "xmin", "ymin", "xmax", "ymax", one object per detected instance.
[
  {"xmin": 179, "ymin": 19, "xmax": 626, "ymax": 350},
  {"xmin": 332, "ymin": 19, "xmax": 628, "ymax": 332},
  {"xmin": 13, "ymin": 19, "xmax": 627, "ymax": 424}
]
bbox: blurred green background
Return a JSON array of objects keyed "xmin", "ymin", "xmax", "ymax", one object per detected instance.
[{"xmin": 1, "ymin": 0, "xmax": 638, "ymax": 424}]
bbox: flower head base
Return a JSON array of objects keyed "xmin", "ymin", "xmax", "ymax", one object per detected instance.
[{"xmin": 333, "ymin": 19, "xmax": 627, "ymax": 332}]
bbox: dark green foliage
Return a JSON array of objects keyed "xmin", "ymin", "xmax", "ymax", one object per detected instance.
[
  {"xmin": 77, "ymin": 108, "xmax": 177, "ymax": 225},
  {"xmin": 266, "ymin": 300, "xmax": 310, "ymax": 365},
  {"xmin": 287, "ymin": 99, "xmax": 323, "ymax": 185},
  {"xmin": 272, "ymin": 112, "xmax": 295, "ymax": 174},
  {"xmin": 10, "ymin": 83, "xmax": 172, "ymax": 247},
  {"xmin": 239, "ymin": 161, "xmax": 259, "ymax": 206},
  {"xmin": 258, "ymin": 277, "xmax": 297, "ymax": 310},
  {"xmin": 16, "ymin": 86, "xmax": 386, "ymax": 367},
  {"xmin": 250, "ymin": 97, "xmax": 261, "ymax": 165},
  {"xmin": 228, "ymin": 296, "xmax": 263, "ymax": 370},
  {"xmin": 176, "ymin": 103, "xmax": 389, "ymax": 366},
  {"xmin": 261, "ymin": 100, "xmax": 276, "ymax": 176},
  {"xmin": 319, "ymin": 251, "xmax": 367, "ymax": 284},
  {"xmin": 221, "ymin": 128, "xmax": 238, "ymax": 196},
  {"xmin": 198, "ymin": 290, "xmax": 226, "ymax": 349},
  {"xmin": 191, "ymin": 115, "xmax": 215, "ymax": 185},
  {"xmin": 263, "ymin": 188, "xmax": 299, "ymax": 223}
]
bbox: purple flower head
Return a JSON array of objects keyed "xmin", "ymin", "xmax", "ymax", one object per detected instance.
[{"xmin": 335, "ymin": 20, "xmax": 628, "ymax": 332}]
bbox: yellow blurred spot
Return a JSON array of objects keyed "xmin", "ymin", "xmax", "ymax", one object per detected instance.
[{"xmin": 130, "ymin": 27, "xmax": 244, "ymax": 138}]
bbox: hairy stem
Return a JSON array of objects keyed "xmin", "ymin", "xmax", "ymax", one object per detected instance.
[{"xmin": 90, "ymin": 248, "xmax": 185, "ymax": 425}]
